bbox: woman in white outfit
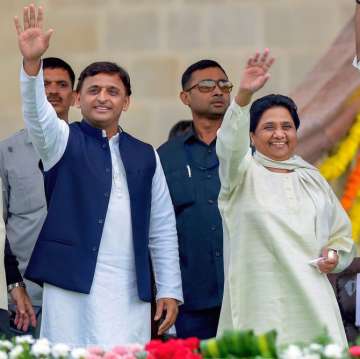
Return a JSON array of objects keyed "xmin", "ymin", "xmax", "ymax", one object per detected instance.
[{"xmin": 216, "ymin": 50, "xmax": 356, "ymax": 347}]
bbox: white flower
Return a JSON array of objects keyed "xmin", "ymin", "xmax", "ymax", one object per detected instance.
[
  {"xmin": 15, "ymin": 335, "xmax": 35, "ymax": 345},
  {"xmin": 9, "ymin": 345, "xmax": 23, "ymax": 359},
  {"xmin": 31, "ymin": 339, "xmax": 51, "ymax": 357},
  {"xmin": 309, "ymin": 344, "xmax": 323, "ymax": 353},
  {"xmin": 303, "ymin": 354, "xmax": 321, "ymax": 359},
  {"xmin": 0, "ymin": 341, "xmax": 13, "ymax": 351},
  {"xmin": 52, "ymin": 343, "xmax": 70, "ymax": 358},
  {"xmin": 71, "ymin": 348, "xmax": 88, "ymax": 359},
  {"xmin": 323, "ymin": 344, "xmax": 343, "ymax": 358},
  {"xmin": 281, "ymin": 345, "xmax": 303, "ymax": 359},
  {"xmin": 0, "ymin": 351, "xmax": 8, "ymax": 359}
]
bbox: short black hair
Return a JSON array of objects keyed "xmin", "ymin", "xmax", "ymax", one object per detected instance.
[
  {"xmin": 168, "ymin": 120, "xmax": 192, "ymax": 140},
  {"xmin": 250, "ymin": 94, "xmax": 300, "ymax": 132},
  {"xmin": 76, "ymin": 61, "xmax": 132, "ymax": 95},
  {"xmin": 181, "ymin": 59, "xmax": 228, "ymax": 90},
  {"xmin": 43, "ymin": 57, "xmax": 75, "ymax": 89}
]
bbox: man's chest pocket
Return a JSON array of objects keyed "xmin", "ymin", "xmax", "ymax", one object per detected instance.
[
  {"xmin": 8, "ymin": 170, "xmax": 46, "ymax": 214},
  {"xmin": 166, "ymin": 169, "xmax": 196, "ymax": 211}
]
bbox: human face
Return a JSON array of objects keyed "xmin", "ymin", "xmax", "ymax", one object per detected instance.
[
  {"xmin": 180, "ymin": 67, "xmax": 231, "ymax": 120},
  {"xmin": 44, "ymin": 68, "xmax": 75, "ymax": 121},
  {"xmin": 250, "ymin": 106, "xmax": 298, "ymax": 161},
  {"xmin": 76, "ymin": 73, "xmax": 130, "ymax": 134}
]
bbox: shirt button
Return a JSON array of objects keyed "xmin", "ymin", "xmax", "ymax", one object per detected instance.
[
  {"xmin": 104, "ymin": 192, "xmax": 109, "ymax": 198},
  {"xmin": 211, "ymin": 225, "xmax": 216, "ymax": 231},
  {"xmin": 215, "ymin": 251, "xmax": 221, "ymax": 257},
  {"xmin": 208, "ymin": 148, "xmax": 212, "ymax": 153},
  {"xmin": 92, "ymin": 246, "xmax": 97, "ymax": 252},
  {"xmin": 105, "ymin": 168, "xmax": 111, "ymax": 173},
  {"xmin": 208, "ymin": 199, "xmax": 215, "ymax": 204},
  {"xmin": 207, "ymin": 174, "xmax": 212, "ymax": 179},
  {"xmin": 98, "ymin": 219, "xmax": 104, "ymax": 224},
  {"xmin": 102, "ymin": 143, "xmax": 107, "ymax": 149}
]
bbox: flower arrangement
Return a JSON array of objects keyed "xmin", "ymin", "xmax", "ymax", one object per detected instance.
[
  {"xmin": 341, "ymin": 154, "xmax": 360, "ymax": 211},
  {"xmin": 0, "ymin": 336, "xmax": 146, "ymax": 359},
  {"xmin": 319, "ymin": 114, "xmax": 360, "ymax": 181},
  {"xmin": 145, "ymin": 337, "xmax": 201, "ymax": 359},
  {"xmin": 4, "ymin": 330, "xmax": 360, "ymax": 359}
]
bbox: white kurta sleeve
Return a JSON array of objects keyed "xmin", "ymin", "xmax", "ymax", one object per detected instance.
[
  {"xmin": 20, "ymin": 64, "xmax": 69, "ymax": 171},
  {"xmin": 216, "ymin": 100, "xmax": 252, "ymax": 194},
  {"xmin": 148, "ymin": 150, "xmax": 183, "ymax": 303}
]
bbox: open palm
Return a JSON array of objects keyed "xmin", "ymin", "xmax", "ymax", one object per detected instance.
[
  {"xmin": 240, "ymin": 50, "xmax": 275, "ymax": 94},
  {"xmin": 14, "ymin": 5, "xmax": 53, "ymax": 61}
]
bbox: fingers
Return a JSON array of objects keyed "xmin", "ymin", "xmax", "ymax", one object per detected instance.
[
  {"xmin": 45, "ymin": 29, "xmax": 54, "ymax": 44},
  {"xmin": 14, "ymin": 16, "xmax": 22, "ymax": 35},
  {"xmin": 247, "ymin": 49, "xmax": 275, "ymax": 71},
  {"xmin": 248, "ymin": 52, "xmax": 260, "ymax": 67},
  {"xmin": 18, "ymin": 4, "xmax": 43, "ymax": 32},
  {"xmin": 157, "ymin": 300, "xmax": 178, "ymax": 335},
  {"xmin": 25, "ymin": 298, "xmax": 37, "ymax": 328},
  {"xmin": 154, "ymin": 300, "xmax": 164, "ymax": 321},
  {"xmin": 36, "ymin": 6, "xmax": 44, "ymax": 28},
  {"xmin": 23, "ymin": 6, "xmax": 30, "ymax": 31},
  {"xmin": 318, "ymin": 257, "xmax": 338, "ymax": 274},
  {"xmin": 15, "ymin": 304, "xmax": 30, "ymax": 332},
  {"xmin": 29, "ymin": 4, "xmax": 36, "ymax": 28}
]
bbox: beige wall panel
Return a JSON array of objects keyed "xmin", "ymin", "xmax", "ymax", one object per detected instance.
[{"xmin": 0, "ymin": 0, "xmax": 355, "ymax": 148}]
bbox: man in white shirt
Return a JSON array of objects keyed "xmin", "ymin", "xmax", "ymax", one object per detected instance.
[{"xmin": 14, "ymin": 4, "xmax": 182, "ymax": 347}]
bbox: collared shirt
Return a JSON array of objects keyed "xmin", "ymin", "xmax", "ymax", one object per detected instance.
[
  {"xmin": 158, "ymin": 126, "xmax": 224, "ymax": 310},
  {"xmin": 0, "ymin": 129, "xmax": 46, "ymax": 305}
]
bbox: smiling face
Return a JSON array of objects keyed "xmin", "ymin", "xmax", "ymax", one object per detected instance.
[
  {"xmin": 250, "ymin": 106, "xmax": 298, "ymax": 161},
  {"xmin": 44, "ymin": 68, "xmax": 75, "ymax": 121},
  {"xmin": 180, "ymin": 67, "xmax": 231, "ymax": 121},
  {"xmin": 76, "ymin": 72, "xmax": 130, "ymax": 134}
]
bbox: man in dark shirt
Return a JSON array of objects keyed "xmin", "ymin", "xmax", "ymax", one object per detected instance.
[{"xmin": 158, "ymin": 60, "xmax": 232, "ymax": 339}]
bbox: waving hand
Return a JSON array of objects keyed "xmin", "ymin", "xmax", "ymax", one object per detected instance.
[
  {"xmin": 235, "ymin": 49, "xmax": 275, "ymax": 107},
  {"xmin": 14, "ymin": 4, "xmax": 53, "ymax": 75}
]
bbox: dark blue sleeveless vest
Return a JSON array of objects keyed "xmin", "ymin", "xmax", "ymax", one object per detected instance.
[{"xmin": 25, "ymin": 120, "xmax": 156, "ymax": 302}]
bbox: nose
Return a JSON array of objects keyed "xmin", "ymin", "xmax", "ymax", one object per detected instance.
[
  {"xmin": 46, "ymin": 83, "xmax": 59, "ymax": 94},
  {"xmin": 273, "ymin": 128, "xmax": 286, "ymax": 139},
  {"xmin": 96, "ymin": 88, "xmax": 108, "ymax": 102},
  {"xmin": 213, "ymin": 83, "xmax": 223, "ymax": 96}
]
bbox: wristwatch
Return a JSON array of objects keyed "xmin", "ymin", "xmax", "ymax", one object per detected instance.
[{"xmin": 7, "ymin": 281, "xmax": 26, "ymax": 293}]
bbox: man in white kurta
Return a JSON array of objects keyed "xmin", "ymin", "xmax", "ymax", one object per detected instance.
[
  {"xmin": 216, "ymin": 100, "xmax": 356, "ymax": 347},
  {"xmin": 16, "ymin": 5, "xmax": 183, "ymax": 348}
]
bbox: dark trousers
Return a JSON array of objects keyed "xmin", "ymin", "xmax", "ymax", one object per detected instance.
[
  {"xmin": 0, "ymin": 309, "xmax": 11, "ymax": 339},
  {"xmin": 175, "ymin": 306, "xmax": 221, "ymax": 339}
]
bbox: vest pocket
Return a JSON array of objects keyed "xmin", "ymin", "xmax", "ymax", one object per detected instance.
[{"xmin": 166, "ymin": 169, "xmax": 195, "ymax": 209}]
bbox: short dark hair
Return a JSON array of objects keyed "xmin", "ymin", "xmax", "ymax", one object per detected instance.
[
  {"xmin": 250, "ymin": 94, "xmax": 300, "ymax": 132},
  {"xmin": 76, "ymin": 61, "xmax": 132, "ymax": 95},
  {"xmin": 181, "ymin": 59, "xmax": 228, "ymax": 90},
  {"xmin": 168, "ymin": 120, "xmax": 193, "ymax": 140},
  {"xmin": 43, "ymin": 57, "xmax": 76, "ymax": 89}
]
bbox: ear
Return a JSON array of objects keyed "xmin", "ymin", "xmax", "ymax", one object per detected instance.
[
  {"xmin": 180, "ymin": 91, "xmax": 190, "ymax": 106},
  {"xmin": 70, "ymin": 91, "xmax": 76, "ymax": 107},
  {"xmin": 75, "ymin": 92, "xmax": 81, "ymax": 108},
  {"xmin": 249, "ymin": 132, "xmax": 255, "ymax": 146},
  {"xmin": 122, "ymin": 96, "xmax": 130, "ymax": 112}
]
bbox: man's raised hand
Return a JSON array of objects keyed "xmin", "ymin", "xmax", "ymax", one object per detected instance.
[
  {"xmin": 14, "ymin": 4, "xmax": 53, "ymax": 75},
  {"xmin": 235, "ymin": 49, "xmax": 275, "ymax": 107}
]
